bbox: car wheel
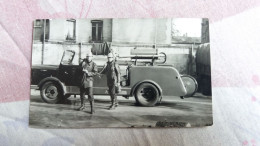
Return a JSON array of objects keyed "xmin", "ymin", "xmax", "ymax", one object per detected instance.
[
  {"xmin": 134, "ymin": 83, "xmax": 159, "ymax": 107},
  {"xmin": 40, "ymin": 81, "xmax": 62, "ymax": 104},
  {"xmin": 181, "ymin": 75, "xmax": 198, "ymax": 97}
]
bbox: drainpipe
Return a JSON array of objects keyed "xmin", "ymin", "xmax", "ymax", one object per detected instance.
[
  {"xmin": 189, "ymin": 42, "xmax": 194, "ymax": 75},
  {"xmin": 41, "ymin": 19, "xmax": 46, "ymax": 64},
  {"xmin": 79, "ymin": 42, "xmax": 82, "ymax": 64},
  {"xmin": 154, "ymin": 19, "xmax": 157, "ymax": 53}
]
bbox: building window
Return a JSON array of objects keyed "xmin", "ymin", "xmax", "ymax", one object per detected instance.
[
  {"xmin": 34, "ymin": 20, "xmax": 42, "ymax": 27},
  {"xmin": 33, "ymin": 20, "xmax": 42, "ymax": 41},
  {"xmin": 45, "ymin": 19, "xmax": 50, "ymax": 40},
  {"xmin": 66, "ymin": 19, "xmax": 76, "ymax": 41},
  {"xmin": 33, "ymin": 20, "xmax": 49, "ymax": 42},
  {"xmin": 91, "ymin": 20, "xmax": 103, "ymax": 42}
]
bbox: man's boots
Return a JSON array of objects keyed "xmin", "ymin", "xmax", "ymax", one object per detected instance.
[
  {"xmin": 109, "ymin": 96, "xmax": 116, "ymax": 110},
  {"xmin": 115, "ymin": 96, "xmax": 119, "ymax": 107},
  {"xmin": 90, "ymin": 100, "xmax": 95, "ymax": 114},
  {"xmin": 78, "ymin": 97, "xmax": 85, "ymax": 111}
]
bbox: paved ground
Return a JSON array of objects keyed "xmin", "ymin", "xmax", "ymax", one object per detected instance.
[{"xmin": 29, "ymin": 89, "xmax": 213, "ymax": 128}]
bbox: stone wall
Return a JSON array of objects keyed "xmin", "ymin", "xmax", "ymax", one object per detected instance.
[
  {"xmin": 32, "ymin": 43, "xmax": 196, "ymax": 75},
  {"xmin": 112, "ymin": 19, "xmax": 171, "ymax": 45},
  {"xmin": 32, "ymin": 43, "xmax": 92, "ymax": 65}
]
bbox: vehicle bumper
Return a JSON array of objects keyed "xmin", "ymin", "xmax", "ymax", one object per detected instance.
[{"xmin": 30, "ymin": 85, "xmax": 39, "ymax": 90}]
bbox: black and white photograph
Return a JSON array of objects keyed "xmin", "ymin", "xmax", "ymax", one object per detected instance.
[{"xmin": 29, "ymin": 18, "xmax": 212, "ymax": 128}]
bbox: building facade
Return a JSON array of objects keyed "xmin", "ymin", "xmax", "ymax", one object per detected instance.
[{"xmin": 32, "ymin": 18, "xmax": 199, "ymax": 75}]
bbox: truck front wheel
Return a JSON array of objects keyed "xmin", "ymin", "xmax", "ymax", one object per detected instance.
[
  {"xmin": 40, "ymin": 81, "xmax": 63, "ymax": 104},
  {"xmin": 134, "ymin": 83, "xmax": 159, "ymax": 107}
]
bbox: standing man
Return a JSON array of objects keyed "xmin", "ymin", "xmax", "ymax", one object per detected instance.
[
  {"xmin": 100, "ymin": 53, "xmax": 121, "ymax": 110},
  {"xmin": 78, "ymin": 52, "xmax": 98, "ymax": 114}
]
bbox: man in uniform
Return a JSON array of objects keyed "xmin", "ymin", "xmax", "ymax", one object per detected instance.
[
  {"xmin": 78, "ymin": 52, "xmax": 98, "ymax": 114},
  {"xmin": 100, "ymin": 53, "xmax": 121, "ymax": 110}
]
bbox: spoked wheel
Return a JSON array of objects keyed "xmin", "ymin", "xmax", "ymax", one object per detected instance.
[
  {"xmin": 181, "ymin": 75, "xmax": 198, "ymax": 97},
  {"xmin": 135, "ymin": 83, "xmax": 159, "ymax": 106},
  {"xmin": 40, "ymin": 81, "xmax": 62, "ymax": 104}
]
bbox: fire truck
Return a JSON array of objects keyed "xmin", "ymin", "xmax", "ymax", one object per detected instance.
[{"xmin": 31, "ymin": 49, "xmax": 198, "ymax": 106}]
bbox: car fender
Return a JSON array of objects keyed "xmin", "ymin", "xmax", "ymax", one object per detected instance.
[
  {"xmin": 131, "ymin": 80, "xmax": 162, "ymax": 97},
  {"xmin": 38, "ymin": 77, "xmax": 66, "ymax": 95}
]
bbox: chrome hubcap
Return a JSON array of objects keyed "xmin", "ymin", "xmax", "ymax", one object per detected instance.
[
  {"xmin": 139, "ymin": 88, "xmax": 156, "ymax": 101},
  {"xmin": 45, "ymin": 85, "xmax": 58, "ymax": 99}
]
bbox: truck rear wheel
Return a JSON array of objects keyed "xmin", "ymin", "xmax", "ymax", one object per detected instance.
[
  {"xmin": 134, "ymin": 83, "xmax": 159, "ymax": 106},
  {"xmin": 40, "ymin": 81, "xmax": 62, "ymax": 104}
]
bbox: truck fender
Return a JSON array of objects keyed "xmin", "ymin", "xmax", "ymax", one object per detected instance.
[
  {"xmin": 38, "ymin": 77, "xmax": 66, "ymax": 95},
  {"xmin": 131, "ymin": 80, "xmax": 162, "ymax": 97}
]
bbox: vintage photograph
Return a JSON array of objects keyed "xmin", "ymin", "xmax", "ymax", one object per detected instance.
[{"xmin": 29, "ymin": 18, "xmax": 212, "ymax": 128}]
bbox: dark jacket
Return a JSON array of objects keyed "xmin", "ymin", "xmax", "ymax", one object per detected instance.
[
  {"xmin": 100, "ymin": 61, "xmax": 120, "ymax": 86},
  {"xmin": 80, "ymin": 60, "xmax": 98, "ymax": 88}
]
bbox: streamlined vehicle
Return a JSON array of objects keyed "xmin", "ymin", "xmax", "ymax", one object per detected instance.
[{"xmin": 31, "ymin": 50, "xmax": 198, "ymax": 106}]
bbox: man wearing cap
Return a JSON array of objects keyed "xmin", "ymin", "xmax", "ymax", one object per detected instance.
[
  {"xmin": 78, "ymin": 52, "xmax": 98, "ymax": 114},
  {"xmin": 100, "ymin": 53, "xmax": 121, "ymax": 110}
]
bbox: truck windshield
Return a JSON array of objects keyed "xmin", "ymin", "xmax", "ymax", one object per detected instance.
[{"xmin": 61, "ymin": 50, "xmax": 75, "ymax": 65}]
